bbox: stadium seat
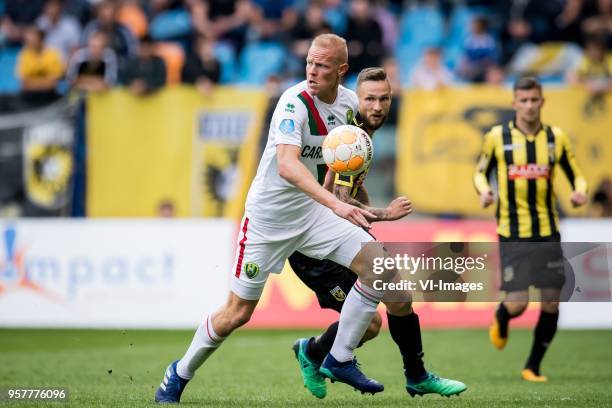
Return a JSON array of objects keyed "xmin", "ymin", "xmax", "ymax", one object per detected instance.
[
  {"xmin": 0, "ymin": 47, "xmax": 21, "ymax": 93},
  {"xmin": 150, "ymin": 8, "xmax": 192, "ymax": 41},
  {"xmin": 154, "ymin": 42, "xmax": 185, "ymax": 85},
  {"xmin": 214, "ymin": 42, "xmax": 237, "ymax": 84},
  {"xmin": 398, "ymin": 5, "xmax": 444, "ymax": 49},
  {"xmin": 395, "ymin": 44, "xmax": 424, "ymax": 87},
  {"xmin": 237, "ymin": 42, "xmax": 285, "ymax": 86},
  {"xmin": 444, "ymin": 6, "xmax": 496, "ymax": 70}
]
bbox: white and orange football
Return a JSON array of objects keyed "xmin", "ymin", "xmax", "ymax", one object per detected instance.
[{"xmin": 322, "ymin": 125, "xmax": 373, "ymax": 176}]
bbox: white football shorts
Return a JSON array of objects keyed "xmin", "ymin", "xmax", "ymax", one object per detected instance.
[{"xmin": 230, "ymin": 204, "xmax": 374, "ymax": 300}]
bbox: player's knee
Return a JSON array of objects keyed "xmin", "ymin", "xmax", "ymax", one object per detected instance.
[
  {"xmin": 505, "ymin": 301, "xmax": 528, "ymax": 316},
  {"xmin": 227, "ymin": 308, "xmax": 253, "ymax": 329},
  {"xmin": 541, "ymin": 301, "xmax": 559, "ymax": 313},
  {"xmin": 385, "ymin": 300, "xmax": 413, "ymax": 317},
  {"xmin": 224, "ymin": 294, "xmax": 257, "ymax": 330}
]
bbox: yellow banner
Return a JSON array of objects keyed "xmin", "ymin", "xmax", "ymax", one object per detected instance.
[
  {"xmin": 397, "ymin": 86, "xmax": 612, "ymax": 217},
  {"xmin": 87, "ymin": 86, "xmax": 268, "ymax": 218}
]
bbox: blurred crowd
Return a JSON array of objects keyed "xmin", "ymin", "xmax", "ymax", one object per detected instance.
[{"xmin": 0, "ymin": 0, "xmax": 609, "ymax": 102}]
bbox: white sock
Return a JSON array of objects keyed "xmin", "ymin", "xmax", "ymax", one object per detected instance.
[
  {"xmin": 329, "ymin": 280, "xmax": 383, "ymax": 362},
  {"xmin": 176, "ymin": 314, "xmax": 225, "ymax": 379}
]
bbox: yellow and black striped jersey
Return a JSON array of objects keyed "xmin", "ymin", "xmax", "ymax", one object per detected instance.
[
  {"xmin": 474, "ymin": 120, "xmax": 587, "ymax": 239},
  {"xmin": 334, "ymin": 113, "xmax": 373, "ymax": 197}
]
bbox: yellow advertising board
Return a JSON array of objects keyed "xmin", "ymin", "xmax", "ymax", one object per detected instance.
[
  {"xmin": 397, "ymin": 87, "xmax": 612, "ymax": 217},
  {"xmin": 87, "ymin": 86, "xmax": 268, "ymax": 218}
]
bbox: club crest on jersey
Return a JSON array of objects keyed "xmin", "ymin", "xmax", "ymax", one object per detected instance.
[
  {"xmin": 548, "ymin": 142, "xmax": 555, "ymax": 164},
  {"xmin": 330, "ymin": 286, "xmax": 347, "ymax": 301},
  {"xmin": 279, "ymin": 119, "xmax": 295, "ymax": 134},
  {"xmin": 346, "ymin": 109, "xmax": 354, "ymax": 124},
  {"xmin": 244, "ymin": 262, "xmax": 260, "ymax": 279},
  {"xmin": 503, "ymin": 266, "xmax": 514, "ymax": 282}
]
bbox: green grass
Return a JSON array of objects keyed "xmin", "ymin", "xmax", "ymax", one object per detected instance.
[{"xmin": 0, "ymin": 328, "xmax": 611, "ymax": 407}]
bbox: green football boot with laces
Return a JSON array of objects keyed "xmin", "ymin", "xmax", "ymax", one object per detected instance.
[
  {"xmin": 292, "ymin": 338, "xmax": 327, "ymax": 399},
  {"xmin": 406, "ymin": 372, "xmax": 467, "ymax": 398}
]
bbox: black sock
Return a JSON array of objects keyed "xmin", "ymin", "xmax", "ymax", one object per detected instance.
[
  {"xmin": 496, "ymin": 302, "xmax": 511, "ymax": 338},
  {"xmin": 387, "ymin": 312, "xmax": 427, "ymax": 383},
  {"xmin": 525, "ymin": 310, "xmax": 559, "ymax": 375},
  {"xmin": 306, "ymin": 321, "xmax": 339, "ymax": 364}
]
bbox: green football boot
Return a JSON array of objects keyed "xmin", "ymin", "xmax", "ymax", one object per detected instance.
[
  {"xmin": 292, "ymin": 338, "xmax": 327, "ymax": 399},
  {"xmin": 406, "ymin": 372, "xmax": 467, "ymax": 398}
]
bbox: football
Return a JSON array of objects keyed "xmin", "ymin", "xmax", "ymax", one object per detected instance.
[{"xmin": 322, "ymin": 125, "xmax": 373, "ymax": 176}]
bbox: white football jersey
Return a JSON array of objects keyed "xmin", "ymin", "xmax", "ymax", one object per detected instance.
[{"xmin": 245, "ymin": 81, "xmax": 358, "ymax": 226}]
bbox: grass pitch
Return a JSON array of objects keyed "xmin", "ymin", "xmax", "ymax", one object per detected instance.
[{"xmin": 1, "ymin": 328, "xmax": 611, "ymax": 407}]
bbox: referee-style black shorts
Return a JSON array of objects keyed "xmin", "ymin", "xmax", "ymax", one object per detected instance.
[
  {"xmin": 499, "ymin": 233, "xmax": 566, "ymax": 292},
  {"xmin": 288, "ymin": 251, "xmax": 357, "ymax": 313}
]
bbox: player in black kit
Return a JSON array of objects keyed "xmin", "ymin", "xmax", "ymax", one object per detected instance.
[{"xmin": 290, "ymin": 67, "xmax": 467, "ymax": 399}]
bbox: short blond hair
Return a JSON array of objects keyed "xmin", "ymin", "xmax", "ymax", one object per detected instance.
[{"xmin": 311, "ymin": 34, "xmax": 348, "ymax": 65}]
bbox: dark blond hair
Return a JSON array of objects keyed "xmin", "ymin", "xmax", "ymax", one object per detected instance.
[
  {"xmin": 356, "ymin": 67, "xmax": 388, "ymax": 87},
  {"xmin": 311, "ymin": 34, "xmax": 348, "ymax": 64}
]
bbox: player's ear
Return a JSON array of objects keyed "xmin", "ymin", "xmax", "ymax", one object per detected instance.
[{"xmin": 338, "ymin": 63, "xmax": 349, "ymax": 77}]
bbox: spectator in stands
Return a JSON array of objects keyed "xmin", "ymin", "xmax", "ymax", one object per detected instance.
[
  {"xmin": 250, "ymin": 0, "xmax": 298, "ymax": 41},
  {"xmin": 582, "ymin": 0, "xmax": 612, "ymax": 47},
  {"xmin": 345, "ymin": 0, "xmax": 384, "ymax": 75},
  {"xmin": 36, "ymin": 0, "xmax": 82, "ymax": 62},
  {"xmin": 550, "ymin": 0, "xmax": 587, "ymax": 43},
  {"xmin": 496, "ymin": 1, "xmax": 564, "ymax": 64},
  {"xmin": 182, "ymin": 35, "xmax": 221, "ymax": 94},
  {"xmin": 1, "ymin": 0, "xmax": 46, "ymax": 45},
  {"xmin": 82, "ymin": 0, "xmax": 138, "ymax": 63},
  {"xmin": 197, "ymin": 0, "xmax": 254, "ymax": 54},
  {"xmin": 567, "ymin": 35, "xmax": 612, "ymax": 115},
  {"xmin": 410, "ymin": 47, "xmax": 454, "ymax": 90},
  {"xmin": 373, "ymin": 0, "xmax": 398, "ymax": 53},
  {"xmin": 117, "ymin": 0, "xmax": 149, "ymax": 39},
  {"xmin": 120, "ymin": 35, "xmax": 167, "ymax": 96},
  {"xmin": 16, "ymin": 27, "xmax": 64, "ymax": 104},
  {"xmin": 158, "ymin": 199, "xmax": 176, "ymax": 217},
  {"xmin": 484, "ymin": 65, "xmax": 506, "ymax": 86},
  {"xmin": 63, "ymin": 0, "xmax": 92, "ymax": 27},
  {"xmin": 67, "ymin": 31, "xmax": 118, "ymax": 92},
  {"xmin": 383, "ymin": 56, "xmax": 401, "ymax": 94},
  {"xmin": 457, "ymin": 16, "xmax": 499, "ymax": 83},
  {"xmin": 289, "ymin": 2, "xmax": 331, "ymax": 61}
]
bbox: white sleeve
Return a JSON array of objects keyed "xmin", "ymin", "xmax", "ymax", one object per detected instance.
[{"xmin": 270, "ymin": 93, "xmax": 307, "ymax": 147}]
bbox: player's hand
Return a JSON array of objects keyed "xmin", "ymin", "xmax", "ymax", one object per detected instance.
[
  {"xmin": 480, "ymin": 190, "xmax": 494, "ymax": 208},
  {"xmin": 570, "ymin": 191, "xmax": 587, "ymax": 207},
  {"xmin": 385, "ymin": 197, "xmax": 413, "ymax": 221},
  {"xmin": 333, "ymin": 201, "xmax": 376, "ymax": 229}
]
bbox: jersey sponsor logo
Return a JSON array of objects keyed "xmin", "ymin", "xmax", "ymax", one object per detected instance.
[
  {"xmin": 508, "ymin": 164, "xmax": 550, "ymax": 180},
  {"xmin": 300, "ymin": 145, "xmax": 322, "ymax": 159},
  {"xmin": 279, "ymin": 119, "xmax": 295, "ymax": 135},
  {"xmin": 285, "ymin": 103, "xmax": 295, "ymax": 113},
  {"xmin": 330, "ymin": 286, "xmax": 347, "ymax": 301},
  {"xmin": 326, "ymin": 114, "xmax": 336, "ymax": 126},
  {"xmin": 346, "ymin": 108, "xmax": 354, "ymax": 124},
  {"xmin": 244, "ymin": 262, "xmax": 260, "ymax": 279}
]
